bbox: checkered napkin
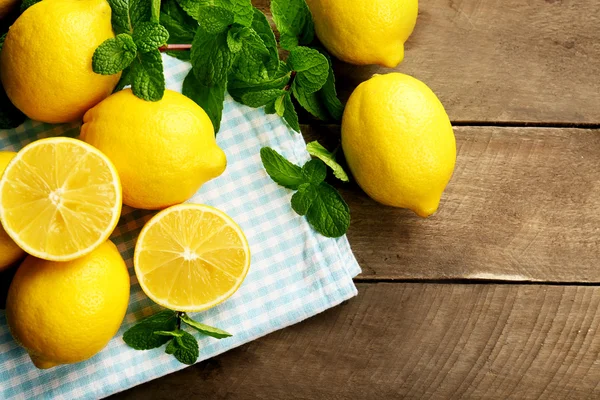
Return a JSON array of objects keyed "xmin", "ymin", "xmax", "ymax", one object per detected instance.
[{"xmin": 0, "ymin": 55, "xmax": 360, "ymax": 399}]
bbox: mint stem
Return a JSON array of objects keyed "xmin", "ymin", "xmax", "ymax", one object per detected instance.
[
  {"xmin": 177, "ymin": 311, "xmax": 184, "ymax": 330},
  {"xmin": 158, "ymin": 44, "xmax": 192, "ymax": 52},
  {"xmin": 283, "ymin": 71, "xmax": 297, "ymax": 91}
]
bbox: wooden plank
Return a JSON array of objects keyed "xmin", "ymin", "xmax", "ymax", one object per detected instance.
[
  {"xmin": 301, "ymin": 125, "xmax": 600, "ymax": 282},
  {"xmin": 253, "ymin": 0, "xmax": 600, "ymax": 124},
  {"xmin": 110, "ymin": 283, "xmax": 600, "ymax": 399}
]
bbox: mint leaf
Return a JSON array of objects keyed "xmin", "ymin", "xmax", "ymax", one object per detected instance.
[
  {"xmin": 154, "ymin": 330, "xmax": 184, "ymax": 337},
  {"xmin": 274, "ymin": 94, "xmax": 285, "ymax": 116},
  {"xmin": 282, "ymin": 93, "xmax": 300, "ymax": 132},
  {"xmin": 164, "ymin": 331, "xmax": 199, "ymax": 365},
  {"xmin": 123, "ymin": 310, "xmax": 178, "ymax": 350},
  {"xmin": 288, "ymin": 46, "xmax": 328, "ymax": 94},
  {"xmin": 229, "ymin": 27, "xmax": 271, "ymax": 85},
  {"xmin": 108, "ymin": 0, "xmax": 151, "ymax": 34},
  {"xmin": 182, "ymin": 72, "xmax": 224, "ymax": 133},
  {"xmin": 306, "ymin": 141, "xmax": 349, "ymax": 182},
  {"xmin": 20, "ymin": 0, "xmax": 40, "ymax": 12},
  {"xmin": 132, "ymin": 22, "xmax": 169, "ymax": 52},
  {"xmin": 250, "ymin": 7, "xmax": 279, "ymax": 77},
  {"xmin": 151, "ymin": 0, "xmax": 161, "ymax": 22},
  {"xmin": 270, "ymin": 0, "xmax": 314, "ymax": 50},
  {"xmin": 92, "ymin": 34, "xmax": 137, "ymax": 75},
  {"xmin": 318, "ymin": 51, "xmax": 344, "ymax": 121},
  {"xmin": 191, "ymin": 27, "xmax": 232, "ymax": 85},
  {"xmin": 260, "ymin": 147, "xmax": 305, "ymax": 189},
  {"xmin": 306, "ymin": 182, "xmax": 350, "ymax": 238},
  {"xmin": 239, "ymin": 88, "xmax": 286, "ymax": 108},
  {"xmin": 301, "ymin": 159, "xmax": 327, "ymax": 184},
  {"xmin": 114, "ymin": 66, "xmax": 133, "ymax": 92},
  {"xmin": 292, "ymin": 84, "xmax": 329, "ymax": 121},
  {"xmin": 197, "ymin": 6, "xmax": 234, "ymax": 34},
  {"xmin": 264, "ymin": 99, "xmax": 277, "ymax": 114},
  {"xmin": 290, "ymin": 183, "xmax": 318, "ymax": 215},
  {"xmin": 161, "ymin": 0, "xmax": 197, "ymax": 43},
  {"xmin": 226, "ymin": 25, "xmax": 248, "ymax": 53},
  {"xmin": 181, "ymin": 314, "xmax": 232, "ymax": 339},
  {"xmin": 228, "ymin": 63, "xmax": 290, "ymax": 104},
  {"xmin": 131, "ymin": 50, "xmax": 165, "ymax": 101},
  {"xmin": 177, "ymin": 0, "xmax": 252, "ymax": 26}
]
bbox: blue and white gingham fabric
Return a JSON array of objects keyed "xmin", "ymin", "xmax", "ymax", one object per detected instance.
[{"xmin": 0, "ymin": 55, "xmax": 360, "ymax": 399}]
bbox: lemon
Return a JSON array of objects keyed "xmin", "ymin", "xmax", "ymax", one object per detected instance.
[
  {"xmin": 0, "ymin": 0, "xmax": 119, "ymax": 123},
  {"xmin": 134, "ymin": 204, "xmax": 250, "ymax": 312},
  {"xmin": 0, "ymin": 0, "xmax": 18, "ymax": 19},
  {"xmin": 342, "ymin": 73, "xmax": 456, "ymax": 217},
  {"xmin": 0, "ymin": 137, "xmax": 122, "ymax": 261},
  {"xmin": 81, "ymin": 89, "xmax": 227, "ymax": 210},
  {"xmin": 6, "ymin": 240, "xmax": 130, "ymax": 369},
  {"xmin": 0, "ymin": 152, "xmax": 24, "ymax": 271},
  {"xmin": 305, "ymin": 0, "xmax": 418, "ymax": 68}
]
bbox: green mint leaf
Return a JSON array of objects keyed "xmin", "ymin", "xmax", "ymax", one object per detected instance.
[
  {"xmin": 181, "ymin": 314, "xmax": 232, "ymax": 339},
  {"xmin": 318, "ymin": 51, "xmax": 344, "ymax": 121},
  {"xmin": 108, "ymin": 0, "xmax": 151, "ymax": 34},
  {"xmin": 132, "ymin": 22, "xmax": 169, "ymax": 52},
  {"xmin": 131, "ymin": 49, "xmax": 165, "ymax": 101},
  {"xmin": 154, "ymin": 330, "xmax": 184, "ymax": 337},
  {"xmin": 191, "ymin": 27, "xmax": 232, "ymax": 85},
  {"xmin": 161, "ymin": 0, "xmax": 198, "ymax": 43},
  {"xmin": 290, "ymin": 183, "xmax": 318, "ymax": 216},
  {"xmin": 228, "ymin": 27, "xmax": 271, "ymax": 85},
  {"xmin": 306, "ymin": 141, "xmax": 349, "ymax": 182},
  {"xmin": 282, "ymin": 93, "xmax": 300, "ymax": 132},
  {"xmin": 164, "ymin": 331, "xmax": 199, "ymax": 365},
  {"xmin": 260, "ymin": 147, "xmax": 305, "ymax": 190},
  {"xmin": 306, "ymin": 182, "xmax": 350, "ymax": 238},
  {"xmin": 182, "ymin": 72, "xmax": 225, "ymax": 133},
  {"xmin": 264, "ymin": 98, "xmax": 277, "ymax": 114},
  {"xmin": 114, "ymin": 66, "xmax": 133, "ymax": 92},
  {"xmin": 228, "ymin": 63, "xmax": 290, "ymax": 103},
  {"xmin": 292, "ymin": 84, "xmax": 329, "ymax": 120},
  {"xmin": 177, "ymin": 0, "xmax": 252, "ymax": 26},
  {"xmin": 270, "ymin": 0, "xmax": 314, "ymax": 50},
  {"xmin": 122, "ymin": 310, "xmax": 178, "ymax": 350},
  {"xmin": 92, "ymin": 34, "xmax": 137, "ymax": 75},
  {"xmin": 20, "ymin": 0, "xmax": 40, "ymax": 12},
  {"xmin": 197, "ymin": 6, "xmax": 234, "ymax": 34},
  {"xmin": 288, "ymin": 46, "xmax": 329, "ymax": 94},
  {"xmin": 226, "ymin": 25, "xmax": 249, "ymax": 53},
  {"xmin": 250, "ymin": 7, "xmax": 279, "ymax": 77},
  {"xmin": 151, "ymin": 0, "xmax": 161, "ymax": 22},
  {"xmin": 301, "ymin": 159, "xmax": 327, "ymax": 184},
  {"xmin": 239, "ymin": 88, "xmax": 286, "ymax": 108},
  {"xmin": 274, "ymin": 94, "xmax": 285, "ymax": 116}
]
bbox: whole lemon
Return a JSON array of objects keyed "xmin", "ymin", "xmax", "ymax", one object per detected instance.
[
  {"xmin": 80, "ymin": 89, "xmax": 227, "ymax": 210},
  {"xmin": 0, "ymin": 0, "xmax": 119, "ymax": 123},
  {"xmin": 0, "ymin": 151, "xmax": 25, "ymax": 271},
  {"xmin": 342, "ymin": 73, "xmax": 456, "ymax": 217},
  {"xmin": 305, "ymin": 0, "xmax": 418, "ymax": 68},
  {"xmin": 0, "ymin": 0, "xmax": 18, "ymax": 19},
  {"xmin": 6, "ymin": 240, "xmax": 129, "ymax": 369}
]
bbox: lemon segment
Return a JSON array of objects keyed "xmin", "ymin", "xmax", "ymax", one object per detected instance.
[
  {"xmin": 134, "ymin": 204, "xmax": 250, "ymax": 312},
  {"xmin": 0, "ymin": 137, "xmax": 122, "ymax": 261}
]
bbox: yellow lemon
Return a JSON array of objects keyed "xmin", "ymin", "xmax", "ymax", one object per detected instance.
[
  {"xmin": 305, "ymin": 0, "xmax": 418, "ymax": 68},
  {"xmin": 81, "ymin": 89, "xmax": 227, "ymax": 210},
  {"xmin": 134, "ymin": 204, "xmax": 250, "ymax": 312},
  {"xmin": 0, "ymin": 0, "xmax": 119, "ymax": 123},
  {"xmin": 0, "ymin": 137, "xmax": 122, "ymax": 261},
  {"xmin": 0, "ymin": 152, "xmax": 24, "ymax": 271},
  {"xmin": 6, "ymin": 240, "xmax": 130, "ymax": 369},
  {"xmin": 342, "ymin": 73, "xmax": 456, "ymax": 217},
  {"xmin": 0, "ymin": 0, "xmax": 18, "ymax": 19}
]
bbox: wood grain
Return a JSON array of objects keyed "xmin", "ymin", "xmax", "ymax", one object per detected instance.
[
  {"xmin": 300, "ymin": 125, "xmax": 600, "ymax": 282},
  {"xmin": 110, "ymin": 283, "xmax": 600, "ymax": 400},
  {"xmin": 254, "ymin": 0, "xmax": 600, "ymax": 124}
]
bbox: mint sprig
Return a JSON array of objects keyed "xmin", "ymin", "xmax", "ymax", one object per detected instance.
[
  {"xmin": 260, "ymin": 147, "xmax": 350, "ymax": 238},
  {"xmin": 123, "ymin": 310, "xmax": 232, "ymax": 365},
  {"xmin": 306, "ymin": 141, "xmax": 349, "ymax": 182},
  {"xmin": 93, "ymin": 34, "xmax": 138, "ymax": 75}
]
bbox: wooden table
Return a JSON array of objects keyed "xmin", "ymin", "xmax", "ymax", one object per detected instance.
[{"xmin": 112, "ymin": 1, "xmax": 600, "ymax": 398}]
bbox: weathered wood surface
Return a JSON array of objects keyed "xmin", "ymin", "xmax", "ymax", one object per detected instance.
[
  {"xmin": 255, "ymin": 0, "xmax": 600, "ymax": 125},
  {"xmin": 112, "ymin": 283, "xmax": 600, "ymax": 399},
  {"xmin": 302, "ymin": 125, "xmax": 600, "ymax": 282}
]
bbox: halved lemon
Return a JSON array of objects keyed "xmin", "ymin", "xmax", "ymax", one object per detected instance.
[
  {"xmin": 134, "ymin": 204, "xmax": 250, "ymax": 312},
  {"xmin": 0, "ymin": 137, "xmax": 122, "ymax": 261}
]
